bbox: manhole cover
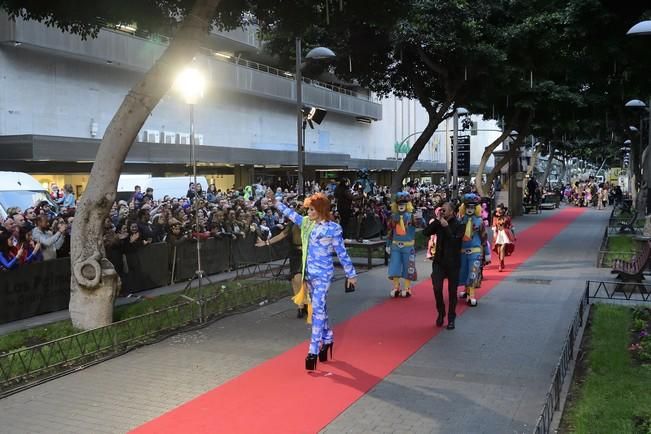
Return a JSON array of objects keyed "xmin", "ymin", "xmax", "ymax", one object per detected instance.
[{"xmin": 516, "ymin": 278, "xmax": 552, "ymax": 285}]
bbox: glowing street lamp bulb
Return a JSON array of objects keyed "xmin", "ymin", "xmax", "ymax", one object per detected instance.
[{"xmin": 175, "ymin": 67, "xmax": 205, "ymax": 104}]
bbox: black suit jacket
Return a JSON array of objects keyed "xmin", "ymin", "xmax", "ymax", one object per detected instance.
[{"xmin": 422, "ymin": 217, "xmax": 464, "ymax": 269}]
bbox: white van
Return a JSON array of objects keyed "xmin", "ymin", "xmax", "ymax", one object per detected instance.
[
  {"xmin": 0, "ymin": 172, "xmax": 58, "ymax": 219},
  {"xmin": 145, "ymin": 176, "xmax": 208, "ymax": 200}
]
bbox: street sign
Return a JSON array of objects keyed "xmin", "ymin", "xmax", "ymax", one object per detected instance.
[
  {"xmin": 451, "ymin": 135, "xmax": 471, "ymax": 176},
  {"xmin": 394, "ymin": 141, "xmax": 411, "ymax": 154}
]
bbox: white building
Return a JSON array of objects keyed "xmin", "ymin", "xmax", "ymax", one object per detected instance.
[{"xmin": 0, "ymin": 12, "xmax": 502, "ymax": 192}]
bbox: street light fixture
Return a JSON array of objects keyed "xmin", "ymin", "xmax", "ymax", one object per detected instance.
[
  {"xmin": 627, "ymin": 20, "xmax": 651, "ymax": 36},
  {"xmin": 174, "ymin": 66, "xmax": 209, "ymax": 291},
  {"xmin": 295, "ymin": 39, "xmax": 335, "ymax": 195}
]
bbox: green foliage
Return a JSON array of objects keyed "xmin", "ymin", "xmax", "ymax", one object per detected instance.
[
  {"xmin": 0, "ymin": 0, "xmax": 248, "ymax": 39},
  {"xmin": 602, "ymin": 234, "xmax": 636, "ymax": 266},
  {"xmin": 563, "ymin": 304, "xmax": 651, "ymax": 434}
]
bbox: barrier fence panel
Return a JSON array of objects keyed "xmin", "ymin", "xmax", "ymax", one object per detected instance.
[
  {"xmin": 172, "ymin": 237, "xmax": 232, "ymax": 282},
  {"xmin": 0, "ymin": 280, "xmax": 288, "ymax": 397},
  {"xmin": 585, "ymin": 279, "xmax": 651, "ymax": 303},
  {"xmin": 122, "ymin": 242, "xmax": 170, "ymax": 292},
  {"xmin": 533, "ymin": 291, "xmax": 587, "ymax": 434},
  {"xmin": 1, "ymin": 231, "xmax": 342, "ymax": 324},
  {"xmin": 0, "ymin": 257, "xmax": 71, "ymax": 324}
]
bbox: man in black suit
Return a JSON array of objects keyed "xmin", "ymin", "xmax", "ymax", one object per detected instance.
[{"xmin": 422, "ymin": 202, "xmax": 464, "ymax": 330}]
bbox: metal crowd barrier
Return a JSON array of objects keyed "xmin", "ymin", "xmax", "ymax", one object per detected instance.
[{"xmin": 533, "ymin": 290, "xmax": 587, "ymax": 434}]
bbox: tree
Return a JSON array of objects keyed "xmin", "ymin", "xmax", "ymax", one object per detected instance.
[
  {"xmin": 0, "ymin": 0, "xmax": 246, "ymax": 329},
  {"xmin": 255, "ymin": 0, "xmax": 517, "ymax": 193}
]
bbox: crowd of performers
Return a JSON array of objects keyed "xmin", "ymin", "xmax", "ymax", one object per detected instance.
[
  {"xmin": 265, "ymin": 190, "xmax": 515, "ymax": 370},
  {"xmin": 564, "ymin": 181, "xmax": 616, "ymax": 209},
  {"xmin": 390, "ymin": 193, "xmax": 515, "ymax": 329}
]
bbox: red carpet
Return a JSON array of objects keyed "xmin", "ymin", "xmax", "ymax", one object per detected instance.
[{"xmin": 132, "ymin": 207, "xmax": 585, "ymax": 434}]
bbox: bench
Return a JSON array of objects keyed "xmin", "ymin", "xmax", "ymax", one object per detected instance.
[
  {"xmin": 540, "ymin": 193, "xmax": 560, "ymax": 210},
  {"xmin": 344, "ymin": 239, "xmax": 388, "ymax": 269},
  {"xmin": 618, "ymin": 211, "xmax": 640, "ymax": 234},
  {"xmin": 611, "ymin": 240, "xmax": 651, "ymax": 282}
]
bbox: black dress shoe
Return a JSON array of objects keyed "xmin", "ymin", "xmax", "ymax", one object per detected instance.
[
  {"xmin": 446, "ymin": 320, "xmax": 455, "ymax": 330},
  {"xmin": 436, "ymin": 313, "xmax": 444, "ymax": 327},
  {"xmin": 305, "ymin": 354, "xmax": 318, "ymax": 370}
]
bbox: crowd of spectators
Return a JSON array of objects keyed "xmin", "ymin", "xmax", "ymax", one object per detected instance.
[
  {"xmin": 0, "ymin": 177, "xmax": 459, "ymax": 272},
  {"xmin": 0, "ymin": 183, "xmax": 75, "ymax": 271}
]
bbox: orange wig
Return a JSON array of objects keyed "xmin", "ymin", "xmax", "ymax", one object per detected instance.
[{"xmin": 303, "ymin": 193, "xmax": 334, "ymax": 221}]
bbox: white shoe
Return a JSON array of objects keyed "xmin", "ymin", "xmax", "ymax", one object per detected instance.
[
  {"xmin": 390, "ymin": 288, "xmax": 400, "ymax": 298},
  {"xmin": 467, "ymin": 298, "xmax": 478, "ymax": 307},
  {"xmin": 400, "ymin": 289, "xmax": 412, "ymax": 298},
  {"xmin": 458, "ymin": 291, "xmax": 467, "ymax": 299}
]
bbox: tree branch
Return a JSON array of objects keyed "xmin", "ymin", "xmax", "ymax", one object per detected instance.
[{"xmin": 414, "ymin": 46, "xmax": 449, "ymax": 79}]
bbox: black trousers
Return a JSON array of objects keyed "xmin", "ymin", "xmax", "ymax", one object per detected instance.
[{"xmin": 431, "ymin": 263, "xmax": 459, "ymax": 320}]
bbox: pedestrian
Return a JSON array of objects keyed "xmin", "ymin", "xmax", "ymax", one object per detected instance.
[
  {"xmin": 261, "ymin": 203, "xmax": 308, "ymax": 318},
  {"xmin": 268, "ymin": 190, "xmax": 357, "ymax": 371},
  {"xmin": 31, "ymin": 215, "xmax": 66, "ymax": 260},
  {"xmin": 422, "ymin": 202, "xmax": 464, "ymax": 330},
  {"xmin": 492, "ymin": 205, "xmax": 515, "ymax": 272}
]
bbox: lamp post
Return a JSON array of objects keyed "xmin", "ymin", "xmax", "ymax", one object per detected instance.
[
  {"xmin": 295, "ymin": 39, "xmax": 335, "ymax": 195},
  {"xmin": 175, "ymin": 67, "xmax": 206, "ymax": 287},
  {"xmin": 626, "ymin": 22, "xmax": 651, "ymax": 214},
  {"xmin": 451, "ymin": 107, "xmax": 469, "ymax": 193},
  {"xmin": 624, "ymin": 99, "xmax": 648, "ymax": 206}
]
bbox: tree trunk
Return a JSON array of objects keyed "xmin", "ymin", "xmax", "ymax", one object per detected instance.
[
  {"xmin": 485, "ymin": 114, "xmax": 532, "ymax": 194},
  {"xmin": 526, "ymin": 147, "xmax": 541, "ymax": 179},
  {"xmin": 539, "ymin": 146, "xmax": 556, "ymax": 189},
  {"xmin": 69, "ymin": 0, "xmax": 222, "ymax": 330},
  {"xmin": 390, "ymin": 108, "xmax": 449, "ymax": 194},
  {"xmin": 485, "ymin": 130, "xmax": 529, "ymax": 191},
  {"xmin": 475, "ymin": 129, "xmax": 511, "ymax": 196},
  {"xmin": 559, "ymin": 158, "xmax": 567, "ymax": 183}
]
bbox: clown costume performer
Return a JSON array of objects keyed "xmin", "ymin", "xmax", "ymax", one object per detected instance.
[
  {"xmin": 386, "ymin": 192, "xmax": 419, "ymax": 297},
  {"xmin": 269, "ymin": 191, "xmax": 357, "ymax": 371},
  {"xmin": 458, "ymin": 194, "xmax": 487, "ymax": 307}
]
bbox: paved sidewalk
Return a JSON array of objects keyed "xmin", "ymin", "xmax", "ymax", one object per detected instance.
[
  {"xmin": 0, "ymin": 207, "xmax": 610, "ymax": 433},
  {"xmin": 323, "ymin": 207, "xmax": 611, "ymax": 434}
]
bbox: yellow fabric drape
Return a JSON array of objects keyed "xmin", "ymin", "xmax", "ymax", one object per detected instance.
[
  {"xmin": 293, "ymin": 217, "xmax": 316, "ymax": 323},
  {"xmin": 292, "ymin": 282, "xmax": 313, "ymax": 324}
]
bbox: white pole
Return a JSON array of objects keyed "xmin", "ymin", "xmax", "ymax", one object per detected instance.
[
  {"xmin": 452, "ymin": 110, "xmax": 459, "ymax": 191},
  {"xmin": 191, "ymin": 103, "xmax": 202, "ymax": 276},
  {"xmin": 296, "ymin": 37, "xmax": 304, "ymax": 196}
]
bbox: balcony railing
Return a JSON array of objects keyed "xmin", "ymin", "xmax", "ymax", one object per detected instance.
[{"xmin": 1, "ymin": 13, "xmax": 381, "ymax": 119}]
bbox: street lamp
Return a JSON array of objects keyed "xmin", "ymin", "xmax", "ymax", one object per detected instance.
[
  {"xmin": 627, "ymin": 20, "xmax": 651, "ymax": 36},
  {"xmin": 452, "ymin": 107, "xmax": 469, "ymax": 191},
  {"xmin": 174, "ymin": 66, "xmax": 207, "ymax": 289},
  {"xmin": 295, "ymin": 39, "xmax": 335, "ymax": 195}
]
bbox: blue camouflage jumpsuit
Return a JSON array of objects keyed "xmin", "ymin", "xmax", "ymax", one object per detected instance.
[{"xmin": 276, "ymin": 202, "xmax": 357, "ymax": 354}]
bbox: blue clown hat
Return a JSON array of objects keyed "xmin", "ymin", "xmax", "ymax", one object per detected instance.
[
  {"xmin": 462, "ymin": 193, "xmax": 480, "ymax": 205},
  {"xmin": 394, "ymin": 192, "xmax": 411, "ymax": 204}
]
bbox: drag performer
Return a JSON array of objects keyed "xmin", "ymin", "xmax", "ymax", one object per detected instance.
[
  {"xmin": 386, "ymin": 192, "xmax": 419, "ymax": 297},
  {"xmin": 268, "ymin": 190, "xmax": 357, "ymax": 371},
  {"xmin": 492, "ymin": 205, "xmax": 515, "ymax": 271},
  {"xmin": 458, "ymin": 194, "xmax": 487, "ymax": 307}
]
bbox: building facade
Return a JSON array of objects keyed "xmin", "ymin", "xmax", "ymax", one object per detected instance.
[{"xmin": 0, "ymin": 13, "xmax": 501, "ymax": 192}]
